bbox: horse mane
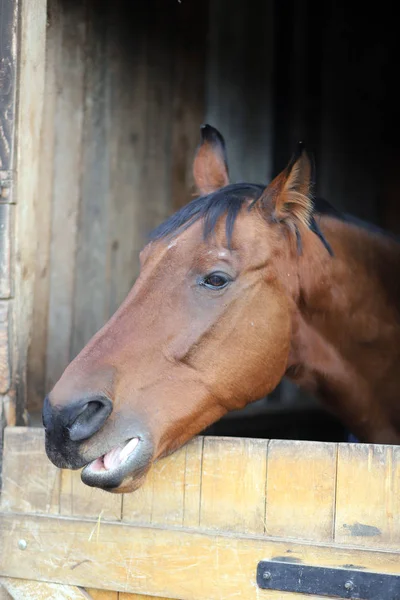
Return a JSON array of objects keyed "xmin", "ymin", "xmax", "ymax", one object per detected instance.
[
  {"xmin": 150, "ymin": 183, "xmax": 264, "ymax": 245},
  {"xmin": 149, "ymin": 183, "xmax": 397, "ymax": 252}
]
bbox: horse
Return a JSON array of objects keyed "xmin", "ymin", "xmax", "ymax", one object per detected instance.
[{"xmin": 43, "ymin": 124, "xmax": 400, "ymax": 494}]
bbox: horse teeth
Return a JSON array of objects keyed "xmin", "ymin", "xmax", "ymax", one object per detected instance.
[{"xmin": 119, "ymin": 438, "xmax": 139, "ymax": 463}]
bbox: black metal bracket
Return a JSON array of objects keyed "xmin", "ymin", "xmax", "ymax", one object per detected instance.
[{"xmin": 257, "ymin": 560, "xmax": 400, "ymax": 599}]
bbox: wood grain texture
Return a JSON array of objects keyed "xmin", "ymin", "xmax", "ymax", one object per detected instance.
[
  {"xmin": 119, "ymin": 596, "xmax": 172, "ymax": 600},
  {"xmin": 104, "ymin": 0, "xmax": 146, "ymax": 317},
  {"xmin": 0, "ymin": 427, "xmax": 60, "ymax": 514},
  {"xmin": 122, "ymin": 437, "xmax": 203, "ymax": 528},
  {"xmin": 26, "ymin": 0, "xmax": 60, "ymax": 413},
  {"xmin": 86, "ymin": 591, "xmax": 116, "ymax": 600},
  {"xmin": 335, "ymin": 443, "xmax": 400, "ymax": 549},
  {"xmin": 45, "ymin": 0, "xmax": 86, "ymax": 391},
  {"xmin": 0, "ymin": 0, "xmax": 18, "ymax": 173},
  {"xmin": 1, "ymin": 513, "xmax": 400, "ymax": 599},
  {"xmin": 59, "ymin": 469, "xmax": 122, "ymax": 522},
  {"xmin": 0, "ymin": 204, "xmax": 12, "ymax": 299},
  {"xmin": 170, "ymin": 0, "xmax": 207, "ymax": 211},
  {"xmin": 0, "ymin": 301, "xmax": 10, "ymax": 393},
  {"xmin": 265, "ymin": 440, "xmax": 337, "ymax": 542},
  {"xmin": 206, "ymin": 0, "xmax": 274, "ymax": 183},
  {"xmin": 200, "ymin": 436, "xmax": 268, "ymax": 534},
  {"xmin": 2, "ymin": 429, "xmax": 400, "ymax": 598},
  {"xmin": 0, "ymin": 578, "xmax": 93, "ymax": 600},
  {"xmin": 12, "ymin": 0, "xmax": 47, "ymax": 421},
  {"xmin": 70, "ymin": 0, "xmax": 110, "ymax": 359}
]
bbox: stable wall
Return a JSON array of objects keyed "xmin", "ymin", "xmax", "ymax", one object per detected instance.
[{"xmin": 1, "ymin": 0, "xmax": 397, "ymax": 435}]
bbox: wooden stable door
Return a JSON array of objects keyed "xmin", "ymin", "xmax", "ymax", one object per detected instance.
[{"xmin": 1, "ymin": 428, "xmax": 400, "ymax": 599}]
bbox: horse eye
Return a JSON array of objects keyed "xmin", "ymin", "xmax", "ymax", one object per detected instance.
[{"xmin": 202, "ymin": 272, "xmax": 231, "ymax": 290}]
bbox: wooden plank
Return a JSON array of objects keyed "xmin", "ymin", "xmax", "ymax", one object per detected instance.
[
  {"xmin": 170, "ymin": 0, "xmax": 207, "ymax": 210},
  {"xmin": 86, "ymin": 591, "xmax": 116, "ymax": 600},
  {"xmin": 137, "ymin": 0, "xmax": 175, "ymax": 235},
  {"xmin": 122, "ymin": 463, "xmax": 154, "ymax": 525},
  {"xmin": 1, "ymin": 513, "xmax": 400, "ymax": 599},
  {"xmin": 206, "ymin": 0, "xmax": 274, "ymax": 183},
  {"xmin": 0, "ymin": 0, "xmax": 18, "ymax": 174},
  {"xmin": 1, "ymin": 392, "xmax": 15, "ymax": 428},
  {"xmin": 45, "ymin": 0, "xmax": 86, "ymax": 391},
  {"xmin": 104, "ymin": 0, "xmax": 146, "ymax": 316},
  {"xmin": 182, "ymin": 437, "xmax": 203, "ymax": 528},
  {"xmin": 12, "ymin": 0, "xmax": 47, "ymax": 418},
  {"xmin": 0, "ymin": 578, "xmax": 92, "ymax": 600},
  {"xmin": 120, "ymin": 596, "xmax": 171, "ymax": 600},
  {"xmin": 26, "ymin": 0, "xmax": 60, "ymax": 414},
  {"xmin": 150, "ymin": 448, "xmax": 186, "ymax": 527},
  {"xmin": 200, "ymin": 437, "xmax": 268, "ymax": 535},
  {"xmin": 265, "ymin": 440, "xmax": 337, "ymax": 542},
  {"xmin": 0, "ymin": 301, "xmax": 10, "ymax": 393},
  {"xmin": 70, "ymin": 0, "xmax": 110, "ymax": 359},
  {"xmin": 59, "ymin": 469, "xmax": 122, "ymax": 522},
  {"xmin": 0, "ymin": 427, "xmax": 60, "ymax": 514},
  {"xmin": 335, "ymin": 444, "xmax": 400, "ymax": 550},
  {"xmin": 0, "ymin": 204, "xmax": 12, "ymax": 298},
  {"xmin": 122, "ymin": 438, "xmax": 202, "ymax": 528}
]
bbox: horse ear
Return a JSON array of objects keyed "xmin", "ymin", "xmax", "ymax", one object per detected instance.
[
  {"xmin": 193, "ymin": 124, "xmax": 230, "ymax": 195},
  {"xmin": 263, "ymin": 143, "xmax": 313, "ymax": 227}
]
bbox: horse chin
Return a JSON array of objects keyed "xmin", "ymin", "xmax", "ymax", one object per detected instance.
[{"xmin": 80, "ymin": 435, "xmax": 154, "ymax": 493}]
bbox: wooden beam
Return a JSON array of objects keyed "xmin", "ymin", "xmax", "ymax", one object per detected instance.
[
  {"xmin": 1, "ymin": 513, "xmax": 400, "ymax": 599},
  {"xmin": 0, "ymin": 0, "xmax": 18, "ymax": 176},
  {"xmin": 12, "ymin": 0, "xmax": 47, "ymax": 420}
]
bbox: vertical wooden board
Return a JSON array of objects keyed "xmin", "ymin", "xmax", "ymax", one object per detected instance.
[
  {"xmin": 122, "ymin": 464, "xmax": 154, "ymax": 525},
  {"xmin": 70, "ymin": 0, "xmax": 110, "ymax": 359},
  {"xmin": 13, "ymin": 0, "xmax": 47, "ymax": 419},
  {"xmin": 27, "ymin": 0, "xmax": 60, "ymax": 413},
  {"xmin": 183, "ymin": 437, "xmax": 203, "ymax": 528},
  {"xmin": 0, "ymin": 0, "xmax": 18, "ymax": 173},
  {"xmin": 120, "ymin": 596, "xmax": 173, "ymax": 600},
  {"xmin": 266, "ymin": 440, "xmax": 337, "ymax": 542},
  {"xmin": 86, "ymin": 590, "xmax": 117, "ymax": 600},
  {"xmin": 105, "ymin": 1, "xmax": 147, "ymax": 315},
  {"xmin": 137, "ymin": 0, "xmax": 175, "ymax": 235},
  {"xmin": 0, "ymin": 204, "xmax": 12, "ymax": 299},
  {"xmin": 335, "ymin": 444, "xmax": 400, "ymax": 549},
  {"xmin": 1, "ymin": 427, "xmax": 60, "ymax": 514},
  {"xmin": 200, "ymin": 437, "xmax": 268, "ymax": 534},
  {"xmin": 123, "ymin": 439, "xmax": 202, "ymax": 528},
  {"xmin": 206, "ymin": 0, "xmax": 274, "ymax": 183},
  {"xmin": 0, "ymin": 301, "xmax": 10, "ymax": 393},
  {"xmin": 45, "ymin": 0, "xmax": 86, "ymax": 389},
  {"xmin": 170, "ymin": 0, "xmax": 207, "ymax": 211},
  {"xmin": 150, "ymin": 447, "xmax": 186, "ymax": 527},
  {"xmin": 59, "ymin": 469, "xmax": 122, "ymax": 521},
  {"xmin": 123, "ymin": 445, "xmax": 186, "ymax": 527}
]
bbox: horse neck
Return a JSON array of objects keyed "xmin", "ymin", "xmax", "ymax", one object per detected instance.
[{"xmin": 283, "ymin": 215, "xmax": 400, "ymax": 441}]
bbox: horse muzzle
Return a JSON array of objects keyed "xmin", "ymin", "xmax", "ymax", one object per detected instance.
[{"xmin": 43, "ymin": 393, "xmax": 155, "ymax": 492}]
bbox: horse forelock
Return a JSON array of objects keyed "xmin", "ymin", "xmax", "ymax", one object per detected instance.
[{"xmin": 150, "ymin": 184, "xmax": 341, "ymax": 254}]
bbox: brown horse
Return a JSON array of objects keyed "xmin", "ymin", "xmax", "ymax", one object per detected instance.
[{"xmin": 43, "ymin": 124, "xmax": 400, "ymax": 493}]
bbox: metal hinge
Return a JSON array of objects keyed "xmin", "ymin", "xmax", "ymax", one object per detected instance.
[{"xmin": 257, "ymin": 560, "xmax": 400, "ymax": 599}]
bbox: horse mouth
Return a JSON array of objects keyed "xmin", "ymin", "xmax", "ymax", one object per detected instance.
[{"xmin": 81, "ymin": 437, "xmax": 145, "ymax": 490}]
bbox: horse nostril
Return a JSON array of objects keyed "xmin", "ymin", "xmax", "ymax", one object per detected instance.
[{"xmin": 68, "ymin": 396, "xmax": 113, "ymax": 442}]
